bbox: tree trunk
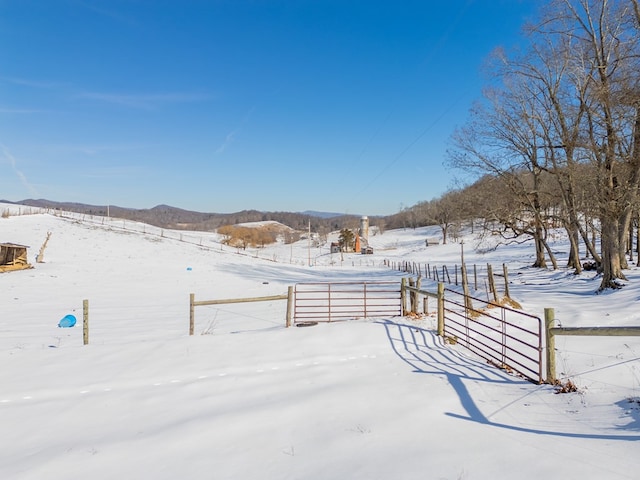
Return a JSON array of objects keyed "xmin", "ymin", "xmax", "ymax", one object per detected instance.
[
  {"xmin": 532, "ymin": 211, "xmax": 547, "ymax": 268},
  {"xmin": 599, "ymin": 215, "xmax": 627, "ymax": 290},
  {"xmin": 566, "ymin": 223, "xmax": 582, "ymax": 273},
  {"xmin": 441, "ymin": 224, "xmax": 448, "ymax": 245},
  {"xmin": 532, "ymin": 234, "xmax": 547, "ymax": 268},
  {"xmin": 637, "ymin": 214, "xmax": 640, "ymax": 267},
  {"xmin": 542, "ymin": 238, "xmax": 558, "ymax": 270}
]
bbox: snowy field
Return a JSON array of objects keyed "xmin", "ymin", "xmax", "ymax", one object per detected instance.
[{"xmin": 1, "ymin": 203, "xmax": 639, "ymax": 480}]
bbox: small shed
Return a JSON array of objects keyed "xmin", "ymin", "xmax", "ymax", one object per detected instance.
[
  {"xmin": 425, "ymin": 237, "xmax": 441, "ymax": 247},
  {"xmin": 0, "ymin": 243, "xmax": 32, "ymax": 272}
]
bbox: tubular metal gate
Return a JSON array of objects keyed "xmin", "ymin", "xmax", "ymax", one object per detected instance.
[
  {"xmin": 442, "ymin": 288, "xmax": 543, "ymax": 383},
  {"xmin": 294, "ymin": 281, "xmax": 402, "ymax": 323}
]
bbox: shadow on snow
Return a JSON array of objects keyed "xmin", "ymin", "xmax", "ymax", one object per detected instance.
[{"xmin": 378, "ymin": 319, "xmax": 640, "ymax": 441}]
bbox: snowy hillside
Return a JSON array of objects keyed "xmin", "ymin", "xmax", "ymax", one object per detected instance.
[{"xmin": 1, "ymin": 204, "xmax": 639, "ymax": 480}]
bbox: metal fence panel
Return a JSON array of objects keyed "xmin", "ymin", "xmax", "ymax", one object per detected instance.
[
  {"xmin": 442, "ymin": 289, "xmax": 542, "ymax": 383},
  {"xmin": 294, "ymin": 281, "xmax": 401, "ymax": 323}
]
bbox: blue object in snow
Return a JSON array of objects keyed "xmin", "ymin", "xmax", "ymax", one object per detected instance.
[
  {"xmin": 186, "ymin": 267, "xmax": 192, "ymax": 271},
  {"xmin": 58, "ymin": 314, "xmax": 77, "ymax": 328}
]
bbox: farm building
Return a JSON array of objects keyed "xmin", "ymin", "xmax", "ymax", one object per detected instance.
[{"xmin": 0, "ymin": 243, "xmax": 32, "ymax": 272}]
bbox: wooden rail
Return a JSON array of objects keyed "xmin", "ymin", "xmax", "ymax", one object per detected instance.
[
  {"xmin": 402, "ymin": 282, "xmax": 445, "ymax": 335},
  {"xmin": 189, "ymin": 287, "xmax": 294, "ymax": 335},
  {"xmin": 544, "ymin": 308, "xmax": 640, "ymax": 383}
]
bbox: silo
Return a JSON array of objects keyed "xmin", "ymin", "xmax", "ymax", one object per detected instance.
[{"xmin": 360, "ymin": 216, "xmax": 369, "ymax": 242}]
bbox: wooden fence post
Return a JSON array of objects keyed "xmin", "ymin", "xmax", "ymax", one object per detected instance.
[
  {"xmin": 487, "ymin": 264, "xmax": 498, "ymax": 302},
  {"xmin": 83, "ymin": 299, "xmax": 89, "ymax": 345},
  {"xmin": 544, "ymin": 308, "xmax": 556, "ymax": 384},
  {"xmin": 409, "ymin": 277, "xmax": 416, "ymax": 313},
  {"xmin": 286, "ymin": 286, "xmax": 294, "ymax": 327},
  {"xmin": 189, "ymin": 293, "xmax": 195, "ymax": 336},
  {"xmin": 473, "ymin": 264, "xmax": 478, "ymax": 291},
  {"xmin": 437, "ymin": 282, "xmax": 445, "ymax": 337},
  {"xmin": 503, "ymin": 263, "xmax": 510, "ymax": 298},
  {"xmin": 400, "ymin": 278, "xmax": 407, "ymax": 315},
  {"xmin": 461, "ymin": 263, "xmax": 472, "ymax": 314}
]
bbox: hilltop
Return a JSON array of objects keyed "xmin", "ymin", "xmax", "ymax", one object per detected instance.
[{"xmin": 1, "ymin": 198, "xmax": 372, "ymax": 232}]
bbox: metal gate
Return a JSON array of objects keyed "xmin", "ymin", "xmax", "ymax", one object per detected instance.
[
  {"xmin": 294, "ymin": 281, "xmax": 401, "ymax": 323},
  {"xmin": 442, "ymin": 288, "xmax": 543, "ymax": 383}
]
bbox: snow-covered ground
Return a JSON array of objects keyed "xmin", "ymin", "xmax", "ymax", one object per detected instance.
[{"xmin": 1, "ymin": 204, "xmax": 639, "ymax": 480}]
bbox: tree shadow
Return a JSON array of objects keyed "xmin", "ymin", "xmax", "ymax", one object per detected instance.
[
  {"xmin": 379, "ymin": 319, "xmax": 640, "ymax": 441},
  {"xmin": 615, "ymin": 397, "xmax": 640, "ymax": 431}
]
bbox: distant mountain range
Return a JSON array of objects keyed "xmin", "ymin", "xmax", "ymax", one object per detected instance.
[
  {"xmin": 300, "ymin": 210, "xmax": 351, "ymax": 219},
  {"xmin": 1, "ymin": 199, "xmax": 370, "ymax": 232}
]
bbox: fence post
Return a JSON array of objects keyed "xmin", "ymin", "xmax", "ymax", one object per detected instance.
[
  {"xmin": 503, "ymin": 263, "xmax": 510, "ymax": 298},
  {"xmin": 400, "ymin": 278, "xmax": 407, "ymax": 315},
  {"xmin": 83, "ymin": 299, "xmax": 89, "ymax": 345},
  {"xmin": 473, "ymin": 264, "xmax": 478, "ymax": 291},
  {"xmin": 544, "ymin": 307, "xmax": 556, "ymax": 383},
  {"xmin": 286, "ymin": 286, "xmax": 294, "ymax": 327},
  {"xmin": 437, "ymin": 282, "xmax": 445, "ymax": 337},
  {"xmin": 487, "ymin": 264, "xmax": 498, "ymax": 302},
  {"xmin": 461, "ymin": 263, "xmax": 472, "ymax": 315},
  {"xmin": 189, "ymin": 293, "xmax": 195, "ymax": 336},
  {"xmin": 409, "ymin": 277, "xmax": 416, "ymax": 313},
  {"xmin": 415, "ymin": 276, "xmax": 421, "ymax": 314}
]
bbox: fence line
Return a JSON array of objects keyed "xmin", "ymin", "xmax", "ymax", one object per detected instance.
[
  {"xmin": 189, "ymin": 287, "xmax": 294, "ymax": 334},
  {"xmin": 385, "ymin": 259, "xmax": 511, "ymax": 301},
  {"xmin": 544, "ymin": 308, "xmax": 640, "ymax": 383}
]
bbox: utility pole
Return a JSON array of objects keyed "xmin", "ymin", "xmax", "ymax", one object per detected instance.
[{"xmin": 308, "ymin": 220, "xmax": 311, "ymax": 267}]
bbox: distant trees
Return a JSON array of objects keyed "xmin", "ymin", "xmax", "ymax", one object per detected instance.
[
  {"xmin": 338, "ymin": 228, "xmax": 356, "ymax": 252},
  {"xmin": 445, "ymin": 0, "xmax": 640, "ymax": 290},
  {"xmin": 217, "ymin": 225, "xmax": 278, "ymax": 249},
  {"xmin": 283, "ymin": 231, "xmax": 301, "ymax": 245}
]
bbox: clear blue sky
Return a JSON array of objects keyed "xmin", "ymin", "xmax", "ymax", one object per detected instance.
[{"xmin": 0, "ymin": 0, "xmax": 537, "ymax": 216}]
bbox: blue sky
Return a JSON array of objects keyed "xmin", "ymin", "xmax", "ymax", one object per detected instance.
[{"xmin": 0, "ymin": 0, "xmax": 536, "ymax": 216}]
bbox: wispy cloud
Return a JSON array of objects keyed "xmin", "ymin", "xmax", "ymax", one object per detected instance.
[
  {"xmin": 1, "ymin": 144, "xmax": 39, "ymax": 196},
  {"xmin": 215, "ymin": 106, "xmax": 255, "ymax": 155},
  {"xmin": 0, "ymin": 76, "xmax": 67, "ymax": 89},
  {"xmin": 215, "ymin": 130, "xmax": 238, "ymax": 154},
  {"xmin": 0, "ymin": 107, "xmax": 47, "ymax": 114},
  {"xmin": 45, "ymin": 143, "xmax": 149, "ymax": 156},
  {"xmin": 75, "ymin": 91, "xmax": 214, "ymax": 109}
]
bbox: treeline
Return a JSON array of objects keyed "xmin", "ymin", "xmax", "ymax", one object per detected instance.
[
  {"xmin": 217, "ymin": 224, "xmax": 288, "ymax": 249},
  {"xmin": 390, "ymin": 0, "xmax": 640, "ymax": 291},
  {"xmin": 11, "ymin": 199, "xmax": 376, "ymax": 234}
]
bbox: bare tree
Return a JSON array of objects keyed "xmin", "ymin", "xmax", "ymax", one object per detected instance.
[
  {"xmin": 549, "ymin": 0, "xmax": 640, "ymax": 289},
  {"xmin": 448, "ymin": 75, "xmax": 558, "ymax": 268},
  {"xmin": 450, "ymin": 0, "xmax": 640, "ymax": 289}
]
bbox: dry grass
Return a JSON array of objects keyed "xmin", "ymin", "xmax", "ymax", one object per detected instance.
[{"xmin": 553, "ymin": 378, "xmax": 580, "ymax": 394}]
